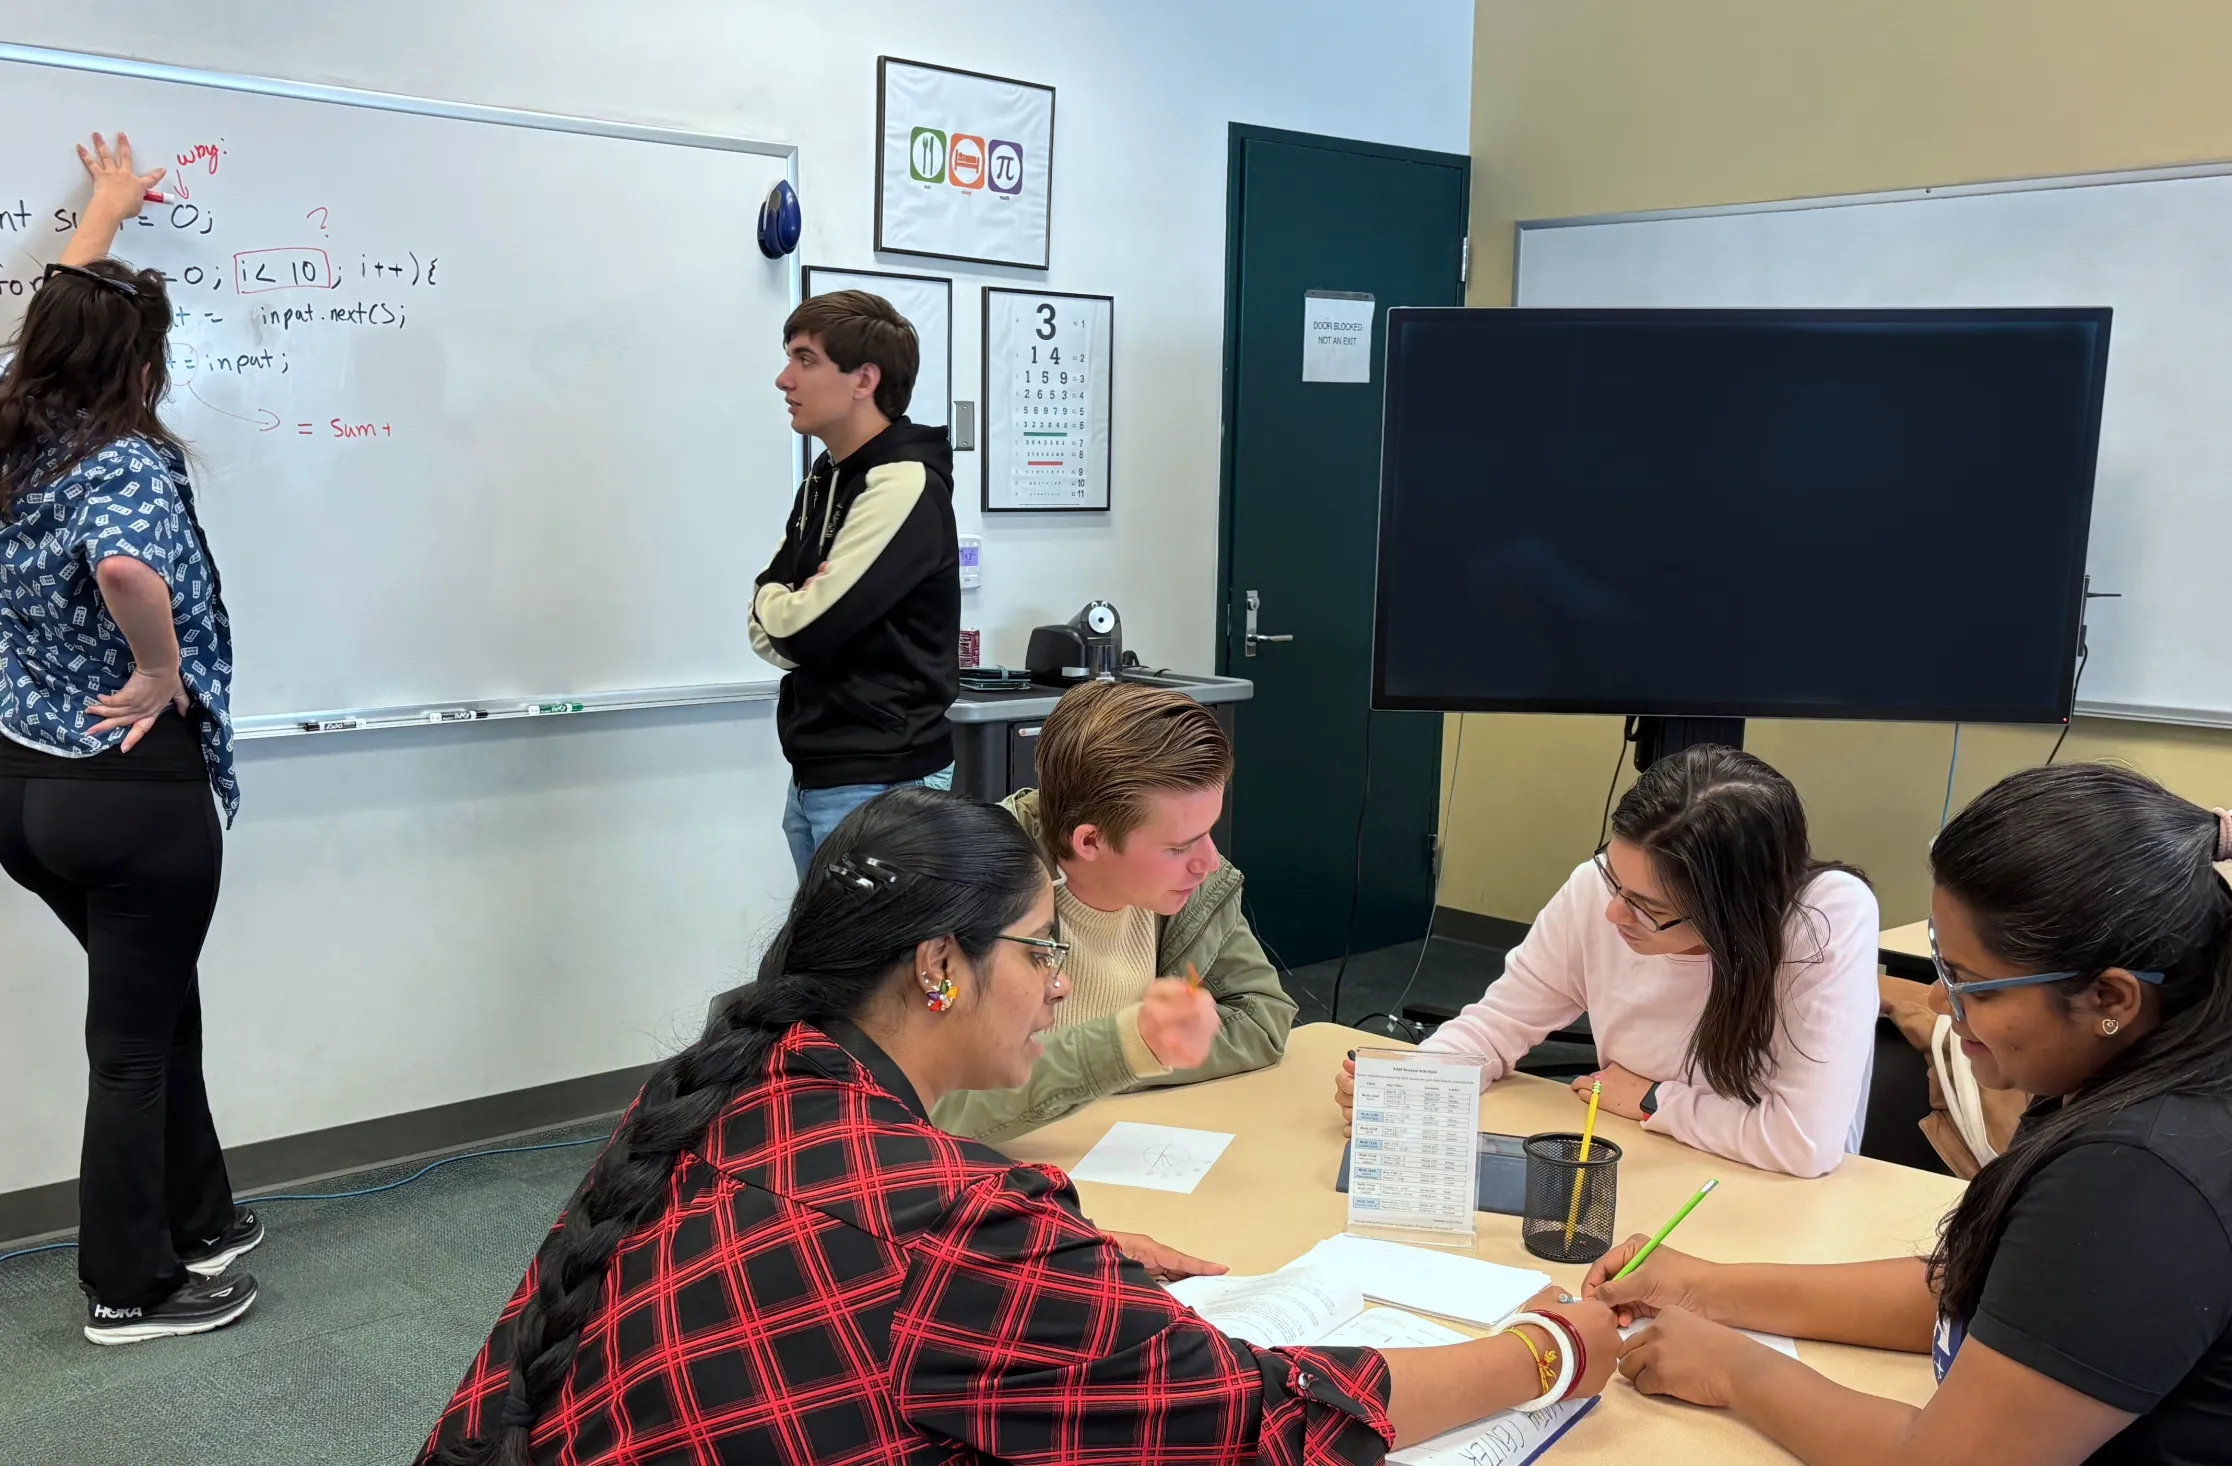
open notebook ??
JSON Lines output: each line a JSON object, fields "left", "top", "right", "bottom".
{"left": 1168, "top": 1258, "right": 1597, "bottom": 1466}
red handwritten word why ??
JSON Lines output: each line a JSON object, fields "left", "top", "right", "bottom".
{"left": 177, "top": 144, "right": 223, "bottom": 176}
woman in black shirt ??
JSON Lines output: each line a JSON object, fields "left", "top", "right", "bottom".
{"left": 1584, "top": 762, "right": 2232, "bottom": 1466}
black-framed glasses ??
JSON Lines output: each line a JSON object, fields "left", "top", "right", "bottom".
{"left": 1593, "top": 844, "right": 1688, "bottom": 932}
{"left": 999, "top": 933, "right": 1071, "bottom": 981}
{"left": 42, "top": 261, "right": 141, "bottom": 297}
{"left": 1927, "top": 918, "right": 2163, "bottom": 1023}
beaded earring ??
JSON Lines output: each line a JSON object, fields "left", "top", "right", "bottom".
{"left": 925, "top": 972, "right": 958, "bottom": 1013}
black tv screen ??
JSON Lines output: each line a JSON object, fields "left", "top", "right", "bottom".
{"left": 1371, "top": 308, "right": 2111, "bottom": 724}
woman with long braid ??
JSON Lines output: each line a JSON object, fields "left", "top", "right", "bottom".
{"left": 420, "top": 787, "right": 1619, "bottom": 1466}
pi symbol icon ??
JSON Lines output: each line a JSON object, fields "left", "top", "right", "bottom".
{"left": 987, "top": 139, "right": 1025, "bottom": 196}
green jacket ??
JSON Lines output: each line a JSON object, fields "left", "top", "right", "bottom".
{"left": 930, "top": 789, "right": 1298, "bottom": 1145}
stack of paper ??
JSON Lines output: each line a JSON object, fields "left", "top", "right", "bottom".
{"left": 1291, "top": 1233, "right": 1550, "bottom": 1328}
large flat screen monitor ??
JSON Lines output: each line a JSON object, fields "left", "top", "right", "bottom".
{"left": 1372, "top": 308, "right": 2112, "bottom": 723}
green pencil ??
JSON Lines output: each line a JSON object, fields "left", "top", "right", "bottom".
{"left": 1611, "top": 1178, "right": 1719, "bottom": 1281}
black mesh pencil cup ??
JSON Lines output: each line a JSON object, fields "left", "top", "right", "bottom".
{"left": 1521, "top": 1132, "right": 1622, "bottom": 1264}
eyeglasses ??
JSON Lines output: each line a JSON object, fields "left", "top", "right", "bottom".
{"left": 42, "top": 261, "right": 142, "bottom": 297}
{"left": 1927, "top": 918, "right": 2163, "bottom": 1023}
{"left": 1593, "top": 845, "right": 1688, "bottom": 932}
{"left": 999, "top": 933, "right": 1071, "bottom": 981}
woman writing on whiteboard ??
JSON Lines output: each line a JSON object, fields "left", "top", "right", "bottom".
{"left": 1334, "top": 745, "right": 1881, "bottom": 1178}
{"left": 0, "top": 135, "right": 259, "bottom": 1344}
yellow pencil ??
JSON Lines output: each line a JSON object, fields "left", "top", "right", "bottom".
{"left": 1563, "top": 1079, "right": 1604, "bottom": 1249}
{"left": 1185, "top": 962, "right": 1204, "bottom": 991}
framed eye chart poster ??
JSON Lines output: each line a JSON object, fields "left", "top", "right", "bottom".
{"left": 983, "top": 289, "right": 1113, "bottom": 513}
{"left": 801, "top": 267, "right": 953, "bottom": 430}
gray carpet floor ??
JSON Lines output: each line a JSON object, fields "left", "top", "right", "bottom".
{"left": 0, "top": 1119, "right": 611, "bottom": 1466}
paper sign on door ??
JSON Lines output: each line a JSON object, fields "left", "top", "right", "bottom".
{"left": 1303, "top": 290, "right": 1377, "bottom": 383}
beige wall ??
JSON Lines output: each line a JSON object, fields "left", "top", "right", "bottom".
{"left": 1447, "top": 0, "right": 2232, "bottom": 926}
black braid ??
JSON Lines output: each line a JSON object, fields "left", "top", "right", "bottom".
{"left": 429, "top": 787, "right": 1045, "bottom": 1465}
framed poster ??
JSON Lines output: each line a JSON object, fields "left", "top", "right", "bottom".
{"left": 983, "top": 288, "right": 1112, "bottom": 513}
{"left": 876, "top": 56, "right": 1055, "bottom": 270}
{"left": 801, "top": 266, "right": 953, "bottom": 429}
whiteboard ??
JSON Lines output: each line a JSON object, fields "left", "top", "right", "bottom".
{"left": 0, "top": 45, "right": 798, "bottom": 725}
{"left": 1516, "top": 164, "right": 2232, "bottom": 729}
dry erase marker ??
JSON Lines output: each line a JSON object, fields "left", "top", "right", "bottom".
{"left": 143, "top": 192, "right": 179, "bottom": 205}
{"left": 299, "top": 717, "right": 362, "bottom": 733}
{"left": 426, "top": 708, "right": 487, "bottom": 723}
{"left": 524, "top": 701, "right": 586, "bottom": 715}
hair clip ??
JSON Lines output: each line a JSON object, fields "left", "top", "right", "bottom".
{"left": 827, "top": 854, "right": 903, "bottom": 892}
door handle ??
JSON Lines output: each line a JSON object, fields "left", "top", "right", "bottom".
{"left": 1243, "top": 590, "right": 1295, "bottom": 659}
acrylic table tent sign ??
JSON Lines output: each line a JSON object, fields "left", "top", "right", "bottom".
{"left": 875, "top": 56, "right": 1055, "bottom": 270}
{"left": 982, "top": 288, "right": 1113, "bottom": 512}
{"left": 1346, "top": 1048, "right": 1487, "bottom": 1247}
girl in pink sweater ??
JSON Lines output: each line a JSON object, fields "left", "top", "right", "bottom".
{"left": 1338, "top": 746, "right": 1880, "bottom": 1179}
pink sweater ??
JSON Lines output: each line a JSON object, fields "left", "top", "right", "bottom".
{"left": 1422, "top": 862, "right": 1881, "bottom": 1178}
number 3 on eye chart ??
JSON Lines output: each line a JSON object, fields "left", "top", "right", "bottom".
{"left": 983, "top": 287, "right": 1113, "bottom": 514}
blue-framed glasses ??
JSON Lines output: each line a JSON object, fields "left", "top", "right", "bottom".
{"left": 1927, "top": 919, "right": 2163, "bottom": 1023}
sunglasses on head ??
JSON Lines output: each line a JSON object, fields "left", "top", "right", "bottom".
{"left": 41, "top": 261, "right": 142, "bottom": 298}
{"left": 1927, "top": 918, "right": 2164, "bottom": 1023}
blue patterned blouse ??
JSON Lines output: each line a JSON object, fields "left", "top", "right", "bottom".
{"left": 0, "top": 435, "right": 238, "bottom": 821}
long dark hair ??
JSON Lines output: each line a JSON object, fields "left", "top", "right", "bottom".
{"left": 0, "top": 258, "right": 180, "bottom": 515}
{"left": 431, "top": 787, "right": 1047, "bottom": 1466}
{"left": 1611, "top": 745, "right": 1865, "bottom": 1106}
{"left": 1927, "top": 763, "right": 2232, "bottom": 1322}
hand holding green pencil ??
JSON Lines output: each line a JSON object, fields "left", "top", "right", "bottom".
{"left": 1582, "top": 1178, "right": 1722, "bottom": 1326}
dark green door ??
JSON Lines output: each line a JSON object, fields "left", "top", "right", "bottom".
{"left": 1218, "top": 126, "right": 1470, "bottom": 973}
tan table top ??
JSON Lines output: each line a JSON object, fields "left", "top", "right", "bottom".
{"left": 1000, "top": 1022, "right": 1965, "bottom": 1465}
{"left": 1880, "top": 920, "right": 1932, "bottom": 961}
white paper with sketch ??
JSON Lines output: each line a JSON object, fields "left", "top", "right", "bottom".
{"left": 1168, "top": 1261, "right": 1592, "bottom": 1466}
{"left": 1067, "top": 1122, "right": 1235, "bottom": 1194}
{"left": 1292, "top": 1234, "right": 1549, "bottom": 1328}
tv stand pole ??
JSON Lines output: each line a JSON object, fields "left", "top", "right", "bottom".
{"left": 1630, "top": 715, "right": 1745, "bottom": 771}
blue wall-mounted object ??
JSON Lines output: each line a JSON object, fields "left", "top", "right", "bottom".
{"left": 758, "top": 179, "right": 801, "bottom": 258}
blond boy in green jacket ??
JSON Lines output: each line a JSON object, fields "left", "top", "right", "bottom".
{"left": 931, "top": 681, "right": 1298, "bottom": 1144}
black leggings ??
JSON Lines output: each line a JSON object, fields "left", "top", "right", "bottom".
{"left": 0, "top": 777, "right": 235, "bottom": 1307}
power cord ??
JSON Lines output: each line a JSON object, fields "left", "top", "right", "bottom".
{"left": 1249, "top": 906, "right": 1332, "bottom": 1024}
{"left": 1597, "top": 716, "right": 1636, "bottom": 848}
{"left": 1358, "top": 712, "right": 1471, "bottom": 1039}
{"left": 0, "top": 1132, "right": 609, "bottom": 1269}
{"left": 2046, "top": 646, "right": 2090, "bottom": 765}
{"left": 1325, "top": 706, "right": 1379, "bottom": 1027}
{"left": 1939, "top": 723, "right": 1964, "bottom": 831}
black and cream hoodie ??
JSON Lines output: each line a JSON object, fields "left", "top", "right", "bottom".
{"left": 750, "top": 419, "right": 959, "bottom": 789}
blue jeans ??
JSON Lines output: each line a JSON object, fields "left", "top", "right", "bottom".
{"left": 782, "top": 765, "right": 953, "bottom": 879}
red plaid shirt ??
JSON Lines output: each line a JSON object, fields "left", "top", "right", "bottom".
{"left": 420, "top": 1022, "right": 1396, "bottom": 1465}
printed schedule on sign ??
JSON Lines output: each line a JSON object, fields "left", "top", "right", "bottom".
{"left": 982, "top": 288, "right": 1113, "bottom": 511}
{"left": 1346, "top": 1048, "right": 1486, "bottom": 1245}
